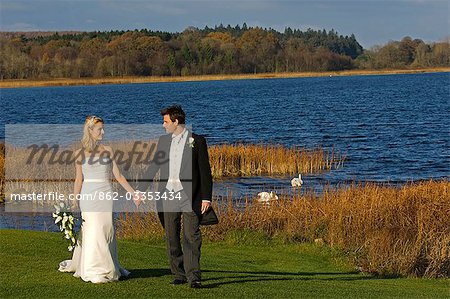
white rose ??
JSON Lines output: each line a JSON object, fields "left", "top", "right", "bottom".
{"left": 188, "top": 137, "right": 195, "bottom": 147}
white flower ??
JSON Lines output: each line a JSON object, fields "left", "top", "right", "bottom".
{"left": 53, "top": 209, "right": 80, "bottom": 252}
{"left": 54, "top": 204, "right": 61, "bottom": 214}
{"left": 188, "top": 137, "right": 195, "bottom": 148}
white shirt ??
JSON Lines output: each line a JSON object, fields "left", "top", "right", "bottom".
{"left": 165, "top": 128, "right": 211, "bottom": 203}
{"left": 165, "top": 128, "right": 188, "bottom": 192}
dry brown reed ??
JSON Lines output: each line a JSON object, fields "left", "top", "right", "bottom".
{"left": 1, "top": 67, "right": 449, "bottom": 89}
{"left": 1, "top": 142, "right": 342, "bottom": 201}
{"left": 117, "top": 180, "right": 450, "bottom": 278}
{"left": 1, "top": 141, "right": 152, "bottom": 201}
{"left": 209, "top": 143, "right": 344, "bottom": 178}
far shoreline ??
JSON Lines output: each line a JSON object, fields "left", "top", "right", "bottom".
{"left": 1, "top": 67, "right": 449, "bottom": 89}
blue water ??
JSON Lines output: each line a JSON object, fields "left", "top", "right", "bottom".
{"left": 2, "top": 72, "right": 449, "bottom": 181}
{"left": 1, "top": 72, "right": 449, "bottom": 230}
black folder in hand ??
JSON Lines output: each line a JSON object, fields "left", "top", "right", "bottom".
{"left": 200, "top": 207, "right": 219, "bottom": 225}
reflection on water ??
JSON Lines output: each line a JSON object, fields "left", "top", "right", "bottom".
{"left": 0, "top": 207, "right": 60, "bottom": 232}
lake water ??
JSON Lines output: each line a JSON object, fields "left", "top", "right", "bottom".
{"left": 1, "top": 72, "right": 449, "bottom": 230}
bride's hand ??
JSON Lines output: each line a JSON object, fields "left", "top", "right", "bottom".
{"left": 133, "top": 191, "right": 142, "bottom": 208}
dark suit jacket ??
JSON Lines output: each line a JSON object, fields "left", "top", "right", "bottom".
{"left": 138, "top": 130, "right": 213, "bottom": 224}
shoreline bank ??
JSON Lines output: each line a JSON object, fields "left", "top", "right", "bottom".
{"left": 1, "top": 67, "right": 449, "bottom": 88}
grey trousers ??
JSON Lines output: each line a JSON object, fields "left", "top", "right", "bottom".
{"left": 163, "top": 209, "right": 202, "bottom": 282}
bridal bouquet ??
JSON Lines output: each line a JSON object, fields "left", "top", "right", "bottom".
{"left": 53, "top": 202, "right": 81, "bottom": 252}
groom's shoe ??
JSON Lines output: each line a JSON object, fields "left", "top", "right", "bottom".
{"left": 171, "top": 278, "right": 187, "bottom": 285}
{"left": 190, "top": 281, "right": 202, "bottom": 289}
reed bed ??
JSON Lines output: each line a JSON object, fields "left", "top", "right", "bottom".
{"left": 1, "top": 141, "right": 152, "bottom": 201}
{"left": 1, "top": 67, "right": 449, "bottom": 88}
{"left": 3, "top": 142, "right": 448, "bottom": 277}
{"left": 1, "top": 142, "right": 342, "bottom": 201}
{"left": 117, "top": 180, "right": 450, "bottom": 278}
{"left": 209, "top": 143, "right": 344, "bottom": 178}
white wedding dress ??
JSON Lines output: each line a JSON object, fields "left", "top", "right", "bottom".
{"left": 58, "top": 156, "right": 130, "bottom": 283}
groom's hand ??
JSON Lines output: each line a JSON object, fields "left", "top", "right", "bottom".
{"left": 201, "top": 201, "right": 211, "bottom": 214}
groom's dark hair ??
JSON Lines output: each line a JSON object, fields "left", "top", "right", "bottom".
{"left": 160, "top": 105, "right": 186, "bottom": 124}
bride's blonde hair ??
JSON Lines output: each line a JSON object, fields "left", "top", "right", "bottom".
{"left": 81, "top": 115, "right": 104, "bottom": 152}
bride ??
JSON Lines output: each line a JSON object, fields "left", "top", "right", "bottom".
{"left": 59, "top": 115, "right": 138, "bottom": 283}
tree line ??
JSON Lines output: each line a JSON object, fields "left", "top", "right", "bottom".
{"left": 0, "top": 24, "right": 448, "bottom": 80}
{"left": 355, "top": 36, "right": 449, "bottom": 69}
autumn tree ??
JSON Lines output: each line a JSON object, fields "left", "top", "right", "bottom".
{"left": 238, "top": 28, "right": 280, "bottom": 73}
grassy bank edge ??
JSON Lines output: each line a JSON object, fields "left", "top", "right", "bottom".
{"left": 1, "top": 229, "right": 450, "bottom": 299}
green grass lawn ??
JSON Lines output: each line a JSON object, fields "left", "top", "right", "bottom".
{"left": 0, "top": 229, "right": 448, "bottom": 298}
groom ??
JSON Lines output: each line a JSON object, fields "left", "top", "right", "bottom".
{"left": 139, "top": 105, "right": 213, "bottom": 288}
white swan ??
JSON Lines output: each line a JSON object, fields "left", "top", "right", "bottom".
{"left": 291, "top": 174, "right": 303, "bottom": 187}
{"left": 256, "top": 191, "right": 278, "bottom": 202}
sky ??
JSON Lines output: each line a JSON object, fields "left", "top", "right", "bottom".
{"left": 0, "top": 0, "right": 449, "bottom": 48}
